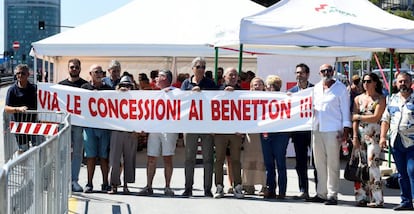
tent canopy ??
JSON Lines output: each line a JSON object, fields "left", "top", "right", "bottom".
{"left": 31, "top": 0, "right": 265, "bottom": 57}
{"left": 215, "top": 0, "right": 414, "bottom": 54}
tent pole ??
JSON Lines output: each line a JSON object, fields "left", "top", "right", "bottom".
{"left": 33, "top": 54, "right": 37, "bottom": 83}
{"left": 238, "top": 44, "right": 243, "bottom": 74}
{"left": 388, "top": 48, "right": 395, "bottom": 168}
{"left": 215, "top": 47, "right": 219, "bottom": 84}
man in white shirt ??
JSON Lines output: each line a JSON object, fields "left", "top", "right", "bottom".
{"left": 306, "top": 64, "right": 351, "bottom": 205}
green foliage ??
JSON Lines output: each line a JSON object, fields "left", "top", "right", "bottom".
{"left": 368, "top": 1, "right": 414, "bottom": 68}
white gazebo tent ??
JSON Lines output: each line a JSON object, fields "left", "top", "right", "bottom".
{"left": 31, "top": 0, "right": 266, "bottom": 82}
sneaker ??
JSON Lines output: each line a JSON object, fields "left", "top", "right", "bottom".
{"left": 204, "top": 190, "right": 213, "bottom": 197}
{"left": 324, "top": 197, "right": 338, "bottom": 205}
{"left": 182, "top": 188, "right": 192, "bottom": 197}
{"left": 393, "top": 204, "right": 414, "bottom": 211}
{"left": 72, "top": 181, "right": 83, "bottom": 192}
{"left": 305, "top": 195, "right": 326, "bottom": 203}
{"left": 234, "top": 184, "right": 244, "bottom": 199}
{"left": 84, "top": 184, "right": 93, "bottom": 193}
{"left": 137, "top": 186, "right": 153, "bottom": 196}
{"left": 101, "top": 184, "right": 111, "bottom": 192}
{"left": 164, "top": 187, "right": 175, "bottom": 197}
{"left": 214, "top": 184, "right": 224, "bottom": 199}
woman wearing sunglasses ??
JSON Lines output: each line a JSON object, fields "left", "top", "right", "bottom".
{"left": 351, "top": 73, "right": 386, "bottom": 207}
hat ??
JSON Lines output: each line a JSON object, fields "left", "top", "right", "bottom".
{"left": 108, "top": 60, "right": 121, "bottom": 70}
{"left": 159, "top": 69, "right": 173, "bottom": 83}
{"left": 119, "top": 75, "right": 133, "bottom": 86}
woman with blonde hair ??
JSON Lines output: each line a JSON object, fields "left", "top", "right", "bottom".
{"left": 260, "top": 75, "right": 290, "bottom": 199}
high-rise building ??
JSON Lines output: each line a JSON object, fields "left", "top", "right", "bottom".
{"left": 4, "top": 0, "right": 60, "bottom": 68}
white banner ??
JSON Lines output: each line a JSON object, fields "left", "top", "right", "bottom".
{"left": 37, "top": 83, "right": 313, "bottom": 133}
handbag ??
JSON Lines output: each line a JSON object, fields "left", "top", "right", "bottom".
{"left": 344, "top": 149, "right": 369, "bottom": 182}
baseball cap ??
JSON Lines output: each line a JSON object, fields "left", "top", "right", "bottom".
{"left": 119, "top": 75, "right": 133, "bottom": 87}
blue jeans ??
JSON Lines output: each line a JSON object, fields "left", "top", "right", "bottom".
{"left": 71, "top": 126, "right": 84, "bottom": 182}
{"left": 261, "top": 132, "right": 290, "bottom": 195}
{"left": 391, "top": 134, "right": 414, "bottom": 207}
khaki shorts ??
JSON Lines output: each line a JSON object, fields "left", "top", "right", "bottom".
{"left": 147, "top": 132, "right": 178, "bottom": 156}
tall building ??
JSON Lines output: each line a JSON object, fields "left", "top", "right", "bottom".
{"left": 4, "top": 0, "right": 60, "bottom": 68}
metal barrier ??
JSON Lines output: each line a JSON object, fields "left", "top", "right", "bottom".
{"left": 0, "top": 111, "right": 71, "bottom": 214}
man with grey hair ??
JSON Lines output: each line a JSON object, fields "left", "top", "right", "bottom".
{"left": 5, "top": 64, "right": 37, "bottom": 154}
{"left": 181, "top": 57, "right": 217, "bottom": 197}
{"left": 103, "top": 59, "right": 121, "bottom": 89}
{"left": 138, "top": 70, "right": 179, "bottom": 197}
{"left": 307, "top": 64, "right": 351, "bottom": 205}
{"left": 81, "top": 64, "right": 112, "bottom": 193}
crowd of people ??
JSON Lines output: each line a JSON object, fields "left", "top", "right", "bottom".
{"left": 4, "top": 57, "right": 414, "bottom": 211}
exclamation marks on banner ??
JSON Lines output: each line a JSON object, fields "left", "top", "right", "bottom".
{"left": 300, "top": 96, "right": 312, "bottom": 118}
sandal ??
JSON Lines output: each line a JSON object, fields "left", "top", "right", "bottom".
{"left": 107, "top": 185, "right": 118, "bottom": 194}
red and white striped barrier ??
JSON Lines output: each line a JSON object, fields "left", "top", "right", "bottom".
{"left": 9, "top": 121, "right": 59, "bottom": 136}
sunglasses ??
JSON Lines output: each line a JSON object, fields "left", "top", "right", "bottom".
{"left": 70, "top": 65, "right": 80, "bottom": 70}
{"left": 195, "top": 65, "right": 206, "bottom": 69}
{"left": 15, "top": 72, "right": 28, "bottom": 76}
{"left": 362, "top": 79, "right": 372, "bottom": 84}
{"left": 320, "top": 68, "right": 333, "bottom": 73}
{"left": 93, "top": 70, "right": 103, "bottom": 74}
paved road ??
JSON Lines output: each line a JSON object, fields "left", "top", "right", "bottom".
{"left": 69, "top": 146, "right": 402, "bottom": 214}
{"left": 0, "top": 84, "right": 404, "bottom": 214}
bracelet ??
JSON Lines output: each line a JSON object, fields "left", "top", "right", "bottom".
{"left": 358, "top": 114, "right": 361, "bottom": 121}
{"left": 14, "top": 107, "right": 17, "bottom": 113}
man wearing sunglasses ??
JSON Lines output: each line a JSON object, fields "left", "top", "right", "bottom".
{"left": 5, "top": 64, "right": 37, "bottom": 154}
{"left": 58, "top": 59, "right": 88, "bottom": 192}
{"left": 81, "top": 64, "right": 112, "bottom": 193}
{"left": 181, "top": 57, "right": 217, "bottom": 197}
{"left": 307, "top": 64, "right": 351, "bottom": 205}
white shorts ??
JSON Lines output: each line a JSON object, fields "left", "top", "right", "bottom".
{"left": 147, "top": 132, "right": 178, "bottom": 157}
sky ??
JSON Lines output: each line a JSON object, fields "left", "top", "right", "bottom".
{"left": 1, "top": 0, "right": 133, "bottom": 53}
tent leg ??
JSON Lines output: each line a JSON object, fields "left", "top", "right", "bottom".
{"left": 238, "top": 44, "right": 243, "bottom": 74}
{"left": 215, "top": 47, "right": 219, "bottom": 84}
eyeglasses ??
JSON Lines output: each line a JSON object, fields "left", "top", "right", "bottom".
{"left": 195, "top": 65, "right": 206, "bottom": 69}
{"left": 362, "top": 79, "right": 372, "bottom": 84}
{"left": 320, "top": 68, "right": 333, "bottom": 73}
{"left": 93, "top": 70, "right": 103, "bottom": 74}
{"left": 15, "top": 72, "right": 27, "bottom": 76}
{"left": 69, "top": 65, "right": 80, "bottom": 70}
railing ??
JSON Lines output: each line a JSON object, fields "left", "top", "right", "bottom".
{"left": 0, "top": 111, "right": 71, "bottom": 214}
{"left": 0, "top": 74, "right": 14, "bottom": 86}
